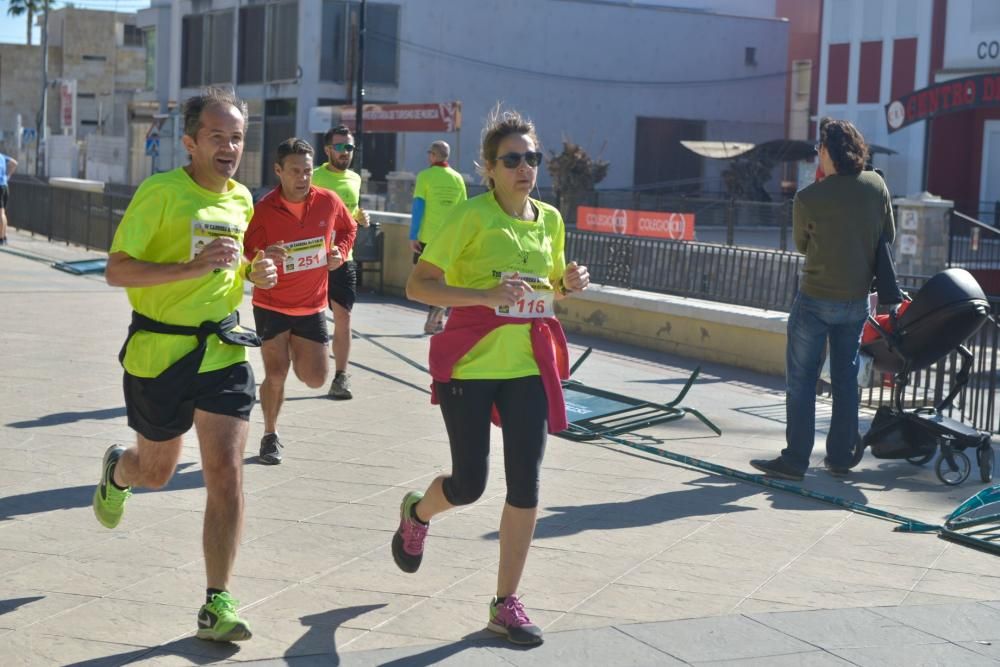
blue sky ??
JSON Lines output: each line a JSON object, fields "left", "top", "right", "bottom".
{"left": 1, "top": 1, "right": 152, "bottom": 45}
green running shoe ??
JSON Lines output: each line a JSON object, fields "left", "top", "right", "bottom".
{"left": 92, "top": 444, "right": 131, "bottom": 529}
{"left": 197, "top": 592, "right": 252, "bottom": 642}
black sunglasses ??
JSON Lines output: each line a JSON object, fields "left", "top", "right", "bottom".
{"left": 497, "top": 151, "right": 543, "bottom": 169}
{"left": 329, "top": 142, "right": 355, "bottom": 152}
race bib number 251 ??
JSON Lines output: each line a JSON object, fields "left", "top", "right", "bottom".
{"left": 282, "top": 236, "right": 327, "bottom": 274}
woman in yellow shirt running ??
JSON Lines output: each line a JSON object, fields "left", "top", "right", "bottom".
{"left": 393, "top": 106, "right": 590, "bottom": 646}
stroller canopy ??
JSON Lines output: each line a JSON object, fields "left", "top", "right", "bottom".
{"left": 864, "top": 268, "right": 990, "bottom": 373}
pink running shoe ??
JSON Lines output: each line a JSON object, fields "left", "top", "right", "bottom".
{"left": 487, "top": 594, "right": 543, "bottom": 645}
{"left": 391, "top": 491, "right": 428, "bottom": 573}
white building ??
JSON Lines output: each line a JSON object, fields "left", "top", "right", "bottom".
{"left": 134, "top": 0, "right": 789, "bottom": 193}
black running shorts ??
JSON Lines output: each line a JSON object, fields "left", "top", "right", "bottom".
{"left": 328, "top": 261, "right": 357, "bottom": 312}
{"left": 123, "top": 362, "right": 255, "bottom": 442}
{"left": 252, "top": 306, "right": 330, "bottom": 344}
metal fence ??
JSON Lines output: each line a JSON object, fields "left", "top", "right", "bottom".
{"left": 7, "top": 177, "right": 131, "bottom": 251}
{"left": 567, "top": 229, "right": 801, "bottom": 310}
{"left": 949, "top": 210, "right": 1000, "bottom": 270}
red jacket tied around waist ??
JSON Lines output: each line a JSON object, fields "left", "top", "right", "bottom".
{"left": 427, "top": 305, "right": 570, "bottom": 433}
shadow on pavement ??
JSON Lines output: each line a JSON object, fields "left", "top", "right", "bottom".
{"left": 62, "top": 604, "right": 389, "bottom": 666}
{"left": 0, "top": 596, "right": 44, "bottom": 617}
{"left": 6, "top": 407, "right": 127, "bottom": 428}
{"left": 64, "top": 636, "right": 241, "bottom": 666}
{"left": 281, "top": 604, "right": 388, "bottom": 664}
{"left": 0, "top": 461, "right": 209, "bottom": 521}
{"left": 376, "top": 630, "right": 518, "bottom": 667}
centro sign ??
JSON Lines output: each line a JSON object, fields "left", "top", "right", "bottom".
{"left": 577, "top": 205, "right": 695, "bottom": 240}
{"left": 979, "top": 41, "right": 1000, "bottom": 61}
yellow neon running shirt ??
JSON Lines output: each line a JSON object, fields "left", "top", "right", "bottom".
{"left": 420, "top": 190, "right": 566, "bottom": 380}
{"left": 414, "top": 165, "right": 467, "bottom": 246}
{"left": 312, "top": 164, "right": 362, "bottom": 261}
{"left": 110, "top": 168, "right": 255, "bottom": 378}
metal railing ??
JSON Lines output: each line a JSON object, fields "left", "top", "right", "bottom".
{"left": 566, "top": 229, "right": 802, "bottom": 310}
{"left": 7, "top": 177, "right": 131, "bottom": 251}
{"left": 948, "top": 210, "right": 1000, "bottom": 270}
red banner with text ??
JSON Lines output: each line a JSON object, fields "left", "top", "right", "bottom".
{"left": 576, "top": 206, "right": 695, "bottom": 241}
{"left": 338, "top": 102, "right": 462, "bottom": 133}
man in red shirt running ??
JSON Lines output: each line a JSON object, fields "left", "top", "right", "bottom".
{"left": 244, "top": 138, "right": 356, "bottom": 464}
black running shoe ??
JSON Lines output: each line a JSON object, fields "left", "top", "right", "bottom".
{"left": 258, "top": 433, "right": 283, "bottom": 465}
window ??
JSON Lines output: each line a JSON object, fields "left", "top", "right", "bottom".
{"left": 124, "top": 24, "right": 144, "bottom": 48}
{"left": 82, "top": 55, "right": 107, "bottom": 62}
{"left": 792, "top": 59, "right": 811, "bottom": 103}
{"left": 857, "top": 41, "right": 882, "bottom": 104}
{"left": 744, "top": 47, "right": 756, "bottom": 66}
{"left": 144, "top": 27, "right": 156, "bottom": 90}
{"left": 267, "top": 3, "right": 298, "bottom": 80}
{"left": 320, "top": 0, "right": 399, "bottom": 85}
{"left": 826, "top": 43, "right": 850, "bottom": 104}
{"left": 366, "top": 2, "right": 399, "bottom": 84}
{"left": 238, "top": 6, "right": 265, "bottom": 84}
{"left": 238, "top": 2, "right": 299, "bottom": 84}
{"left": 181, "top": 11, "right": 234, "bottom": 87}
{"left": 320, "top": 1, "right": 348, "bottom": 82}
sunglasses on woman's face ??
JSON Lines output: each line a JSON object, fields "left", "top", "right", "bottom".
{"left": 330, "top": 142, "right": 355, "bottom": 153}
{"left": 497, "top": 151, "right": 543, "bottom": 169}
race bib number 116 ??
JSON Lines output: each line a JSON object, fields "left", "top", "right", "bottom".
{"left": 495, "top": 272, "right": 554, "bottom": 318}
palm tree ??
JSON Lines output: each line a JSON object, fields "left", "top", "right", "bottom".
{"left": 6, "top": 0, "right": 45, "bottom": 46}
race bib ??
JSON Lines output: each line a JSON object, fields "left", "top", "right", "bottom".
{"left": 282, "top": 236, "right": 327, "bottom": 274}
{"left": 495, "top": 272, "right": 555, "bottom": 318}
{"left": 190, "top": 220, "right": 242, "bottom": 269}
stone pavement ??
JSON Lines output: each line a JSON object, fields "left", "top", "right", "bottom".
{"left": 2, "top": 227, "right": 1000, "bottom": 666}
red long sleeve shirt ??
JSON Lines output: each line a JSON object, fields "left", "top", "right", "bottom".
{"left": 245, "top": 186, "right": 356, "bottom": 315}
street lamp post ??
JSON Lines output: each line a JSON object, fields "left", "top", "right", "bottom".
{"left": 35, "top": 0, "right": 50, "bottom": 177}
{"left": 354, "top": 0, "right": 366, "bottom": 172}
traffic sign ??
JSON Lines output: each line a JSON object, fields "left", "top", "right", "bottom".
{"left": 145, "top": 137, "right": 160, "bottom": 157}
{"left": 22, "top": 127, "right": 37, "bottom": 144}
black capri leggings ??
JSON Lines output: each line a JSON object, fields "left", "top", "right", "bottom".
{"left": 436, "top": 375, "right": 548, "bottom": 509}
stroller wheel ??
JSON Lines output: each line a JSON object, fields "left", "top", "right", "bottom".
{"left": 977, "top": 445, "right": 995, "bottom": 484}
{"left": 936, "top": 450, "right": 971, "bottom": 486}
{"left": 906, "top": 452, "right": 935, "bottom": 466}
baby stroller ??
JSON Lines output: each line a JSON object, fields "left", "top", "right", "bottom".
{"left": 860, "top": 268, "right": 994, "bottom": 486}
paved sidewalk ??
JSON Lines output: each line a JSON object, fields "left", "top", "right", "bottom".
{"left": 2, "top": 227, "right": 1000, "bottom": 666}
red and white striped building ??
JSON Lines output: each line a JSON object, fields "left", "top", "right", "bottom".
{"left": 817, "top": 0, "right": 1000, "bottom": 218}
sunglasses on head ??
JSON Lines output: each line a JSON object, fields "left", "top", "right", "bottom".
{"left": 496, "top": 151, "right": 543, "bottom": 169}
{"left": 330, "top": 142, "right": 355, "bottom": 153}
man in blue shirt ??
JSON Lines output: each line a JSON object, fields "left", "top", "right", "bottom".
{"left": 0, "top": 152, "right": 19, "bottom": 245}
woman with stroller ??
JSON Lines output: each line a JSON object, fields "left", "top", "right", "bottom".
{"left": 751, "top": 119, "right": 895, "bottom": 481}
{"left": 391, "top": 106, "right": 590, "bottom": 646}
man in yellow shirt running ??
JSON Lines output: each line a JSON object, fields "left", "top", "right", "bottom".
{"left": 409, "top": 140, "right": 467, "bottom": 334}
{"left": 312, "top": 125, "right": 370, "bottom": 399}
{"left": 92, "top": 87, "right": 278, "bottom": 643}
